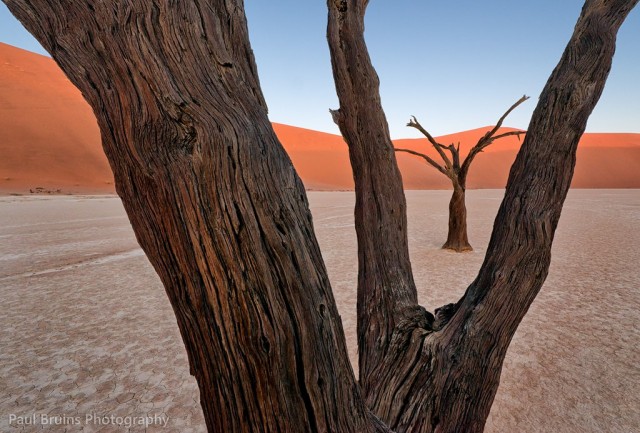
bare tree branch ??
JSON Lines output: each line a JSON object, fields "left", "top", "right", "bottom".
{"left": 395, "top": 148, "right": 448, "bottom": 176}
{"left": 407, "top": 116, "right": 453, "bottom": 170}
{"left": 481, "top": 95, "right": 530, "bottom": 144}
{"left": 327, "top": 0, "right": 418, "bottom": 403}
{"left": 435, "top": 4, "right": 638, "bottom": 429}
{"left": 5, "top": 1, "right": 387, "bottom": 431}
{"left": 460, "top": 96, "right": 529, "bottom": 178}
{"left": 447, "top": 143, "right": 461, "bottom": 170}
{"left": 491, "top": 130, "right": 526, "bottom": 141}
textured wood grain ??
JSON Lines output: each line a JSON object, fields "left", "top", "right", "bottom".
{"left": 429, "top": 1, "right": 639, "bottom": 432}
{"left": 326, "top": 0, "right": 419, "bottom": 396}
{"left": 3, "top": 1, "right": 386, "bottom": 431}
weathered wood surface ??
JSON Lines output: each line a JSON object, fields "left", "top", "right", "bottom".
{"left": 328, "top": 0, "right": 637, "bottom": 432}
{"left": 326, "top": 0, "right": 419, "bottom": 396}
{"left": 4, "top": 1, "right": 385, "bottom": 431}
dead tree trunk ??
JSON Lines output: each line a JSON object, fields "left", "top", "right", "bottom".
{"left": 4, "top": 1, "right": 386, "bottom": 432}
{"left": 326, "top": 0, "right": 418, "bottom": 395}
{"left": 444, "top": 182, "right": 471, "bottom": 251}
{"left": 329, "top": 0, "right": 637, "bottom": 432}
{"left": 6, "top": 0, "right": 637, "bottom": 432}
{"left": 397, "top": 96, "right": 530, "bottom": 252}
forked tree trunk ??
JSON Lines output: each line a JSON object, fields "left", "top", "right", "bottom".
{"left": 6, "top": 0, "right": 637, "bottom": 432}
{"left": 443, "top": 182, "right": 472, "bottom": 252}
{"left": 328, "top": 1, "right": 637, "bottom": 432}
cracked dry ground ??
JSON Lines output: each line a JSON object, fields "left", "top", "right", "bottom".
{"left": 1, "top": 191, "right": 639, "bottom": 432}
{"left": 0, "top": 196, "right": 203, "bottom": 432}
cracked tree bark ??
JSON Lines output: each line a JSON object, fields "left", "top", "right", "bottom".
{"left": 3, "top": 1, "right": 385, "bottom": 432}
{"left": 5, "top": 0, "right": 638, "bottom": 432}
{"left": 326, "top": 0, "right": 419, "bottom": 396}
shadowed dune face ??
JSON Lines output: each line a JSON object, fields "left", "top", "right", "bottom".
{"left": 1, "top": 42, "right": 639, "bottom": 194}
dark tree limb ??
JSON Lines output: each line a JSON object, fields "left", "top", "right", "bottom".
{"left": 326, "top": 0, "right": 418, "bottom": 397}
{"left": 394, "top": 148, "right": 448, "bottom": 176}
{"left": 407, "top": 116, "right": 453, "bottom": 170}
{"left": 355, "top": 1, "right": 638, "bottom": 432}
{"left": 459, "top": 95, "right": 530, "bottom": 180}
{"left": 479, "top": 95, "right": 529, "bottom": 145}
{"left": 448, "top": 143, "right": 461, "bottom": 170}
{"left": 491, "top": 130, "right": 526, "bottom": 141}
{"left": 457, "top": 0, "right": 639, "bottom": 328}
{"left": 432, "top": 1, "right": 640, "bottom": 431}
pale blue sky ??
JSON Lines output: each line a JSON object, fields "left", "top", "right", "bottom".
{"left": 1, "top": 1, "right": 638, "bottom": 138}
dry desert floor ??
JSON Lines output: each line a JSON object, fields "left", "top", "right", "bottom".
{"left": 1, "top": 190, "right": 639, "bottom": 432}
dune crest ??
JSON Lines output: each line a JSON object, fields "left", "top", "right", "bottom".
{"left": 1, "top": 42, "right": 639, "bottom": 194}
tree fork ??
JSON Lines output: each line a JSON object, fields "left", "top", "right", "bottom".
{"left": 400, "top": 1, "right": 638, "bottom": 431}
{"left": 4, "top": 0, "right": 637, "bottom": 432}
{"left": 330, "top": 0, "right": 637, "bottom": 432}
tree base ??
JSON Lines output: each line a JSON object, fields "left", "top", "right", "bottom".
{"left": 442, "top": 242, "right": 473, "bottom": 253}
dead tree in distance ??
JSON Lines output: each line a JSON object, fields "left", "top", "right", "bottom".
{"left": 6, "top": 0, "right": 638, "bottom": 432}
{"left": 395, "top": 96, "right": 529, "bottom": 252}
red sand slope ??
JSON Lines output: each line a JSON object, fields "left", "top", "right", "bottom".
{"left": 1, "top": 42, "right": 639, "bottom": 193}
{"left": 0, "top": 43, "right": 112, "bottom": 194}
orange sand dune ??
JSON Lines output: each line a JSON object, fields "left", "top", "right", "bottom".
{"left": 272, "top": 123, "right": 355, "bottom": 190}
{"left": 0, "top": 42, "right": 112, "bottom": 194}
{"left": 1, "top": 42, "right": 639, "bottom": 193}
